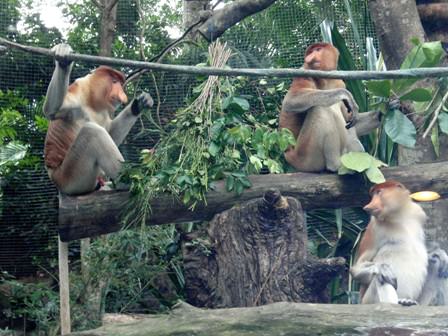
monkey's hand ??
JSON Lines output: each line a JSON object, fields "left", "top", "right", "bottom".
{"left": 377, "top": 263, "right": 397, "bottom": 290}
{"left": 340, "top": 90, "right": 359, "bottom": 129}
{"left": 52, "top": 43, "right": 73, "bottom": 69}
{"left": 131, "top": 92, "right": 154, "bottom": 116}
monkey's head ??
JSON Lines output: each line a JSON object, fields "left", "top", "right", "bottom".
{"left": 427, "top": 244, "right": 448, "bottom": 278}
{"left": 89, "top": 66, "right": 128, "bottom": 112}
{"left": 304, "top": 43, "right": 339, "bottom": 71}
{"left": 364, "top": 180, "right": 410, "bottom": 221}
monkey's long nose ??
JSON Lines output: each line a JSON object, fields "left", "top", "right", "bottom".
{"left": 363, "top": 204, "right": 373, "bottom": 214}
{"left": 363, "top": 202, "right": 381, "bottom": 217}
{"left": 119, "top": 91, "right": 128, "bottom": 104}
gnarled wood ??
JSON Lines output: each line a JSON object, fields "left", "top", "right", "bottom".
{"left": 59, "top": 161, "right": 448, "bottom": 241}
{"left": 182, "top": 190, "right": 345, "bottom": 307}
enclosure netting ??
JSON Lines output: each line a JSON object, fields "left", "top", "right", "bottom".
{"left": 0, "top": 0, "right": 374, "bottom": 277}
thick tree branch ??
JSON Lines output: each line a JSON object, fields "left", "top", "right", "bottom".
{"left": 418, "top": 3, "right": 448, "bottom": 22}
{"left": 59, "top": 161, "right": 448, "bottom": 241}
{"left": 197, "top": 0, "right": 277, "bottom": 41}
{"left": 3, "top": 37, "right": 448, "bottom": 79}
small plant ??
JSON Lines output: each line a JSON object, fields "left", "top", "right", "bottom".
{"left": 365, "top": 39, "right": 445, "bottom": 154}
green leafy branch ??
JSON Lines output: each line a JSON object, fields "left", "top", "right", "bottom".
{"left": 122, "top": 41, "right": 294, "bottom": 226}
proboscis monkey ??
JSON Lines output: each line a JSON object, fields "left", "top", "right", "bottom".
{"left": 351, "top": 181, "right": 428, "bottom": 305}
{"left": 279, "top": 42, "right": 381, "bottom": 172}
{"left": 418, "top": 243, "right": 448, "bottom": 305}
{"left": 43, "top": 44, "right": 154, "bottom": 195}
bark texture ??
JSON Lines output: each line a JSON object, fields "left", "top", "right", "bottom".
{"left": 182, "top": 190, "right": 345, "bottom": 308}
{"left": 369, "top": 0, "right": 448, "bottom": 255}
{"left": 197, "top": 0, "right": 277, "bottom": 41}
{"left": 368, "top": 0, "right": 426, "bottom": 70}
{"left": 70, "top": 301, "right": 448, "bottom": 336}
{"left": 95, "top": 0, "right": 118, "bottom": 57}
{"left": 418, "top": 1, "right": 448, "bottom": 47}
{"left": 182, "top": 0, "right": 210, "bottom": 31}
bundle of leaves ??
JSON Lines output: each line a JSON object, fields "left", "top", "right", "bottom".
{"left": 122, "top": 41, "right": 295, "bottom": 225}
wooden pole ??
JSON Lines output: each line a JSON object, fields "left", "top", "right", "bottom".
{"left": 2, "top": 37, "right": 448, "bottom": 79}
{"left": 58, "top": 237, "right": 71, "bottom": 335}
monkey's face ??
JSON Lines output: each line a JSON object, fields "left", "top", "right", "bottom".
{"left": 363, "top": 185, "right": 410, "bottom": 221}
{"left": 428, "top": 248, "right": 448, "bottom": 278}
{"left": 107, "top": 78, "right": 128, "bottom": 109}
{"left": 304, "top": 46, "right": 338, "bottom": 71}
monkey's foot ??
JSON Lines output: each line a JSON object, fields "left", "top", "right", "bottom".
{"left": 398, "top": 298, "right": 418, "bottom": 306}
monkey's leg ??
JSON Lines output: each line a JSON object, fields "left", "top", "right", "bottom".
{"left": 352, "top": 263, "right": 399, "bottom": 304}
{"left": 345, "top": 128, "right": 365, "bottom": 152}
{"left": 323, "top": 133, "right": 343, "bottom": 172}
{"left": 52, "top": 122, "right": 124, "bottom": 195}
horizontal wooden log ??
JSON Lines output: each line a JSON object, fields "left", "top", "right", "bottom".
{"left": 59, "top": 161, "right": 448, "bottom": 241}
{"left": 71, "top": 301, "right": 448, "bottom": 336}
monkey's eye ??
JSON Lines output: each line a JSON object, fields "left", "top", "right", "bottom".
{"left": 111, "top": 78, "right": 118, "bottom": 84}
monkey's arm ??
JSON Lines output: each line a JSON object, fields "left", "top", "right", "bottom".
{"left": 282, "top": 88, "right": 359, "bottom": 116}
{"left": 109, "top": 93, "right": 153, "bottom": 146}
{"left": 355, "top": 111, "right": 382, "bottom": 136}
{"left": 351, "top": 262, "right": 399, "bottom": 304}
{"left": 43, "top": 44, "right": 74, "bottom": 119}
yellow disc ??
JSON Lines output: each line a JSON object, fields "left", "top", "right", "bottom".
{"left": 410, "top": 191, "right": 441, "bottom": 202}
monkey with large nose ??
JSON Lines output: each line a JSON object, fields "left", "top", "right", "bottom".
{"left": 351, "top": 181, "right": 428, "bottom": 305}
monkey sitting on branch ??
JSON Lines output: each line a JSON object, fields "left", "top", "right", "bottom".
{"left": 43, "top": 44, "right": 154, "bottom": 195}
{"left": 279, "top": 42, "right": 381, "bottom": 172}
{"left": 351, "top": 180, "right": 448, "bottom": 306}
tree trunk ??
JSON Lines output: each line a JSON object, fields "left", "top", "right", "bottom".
{"left": 417, "top": 1, "right": 448, "bottom": 48}
{"left": 182, "top": 0, "right": 210, "bottom": 31}
{"left": 182, "top": 190, "right": 345, "bottom": 308}
{"left": 98, "top": 0, "right": 118, "bottom": 57}
{"left": 368, "top": 0, "right": 448, "bottom": 250}
{"left": 368, "top": 0, "right": 426, "bottom": 70}
{"left": 197, "top": 0, "right": 277, "bottom": 42}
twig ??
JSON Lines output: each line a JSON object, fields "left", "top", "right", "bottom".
{"left": 3, "top": 37, "right": 448, "bottom": 80}
{"left": 422, "top": 90, "right": 448, "bottom": 139}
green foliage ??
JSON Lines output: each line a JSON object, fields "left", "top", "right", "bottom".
{"left": 0, "top": 91, "right": 30, "bottom": 178}
{"left": 365, "top": 40, "right": 445, "bottom": 154}
{"left": 123, "top": 45, "right": 294, "bottom": 224}
{"left": 79, "top": 226, "right": 183, "bottom": 315}
{"left": 384, "top": 108, "right": 416, "bottom": 148}
{"left": 1, "top": 275, "right": 60, "bottom": 336}
{"left": 339, "top": 152, "right": 387, "bottom": 184}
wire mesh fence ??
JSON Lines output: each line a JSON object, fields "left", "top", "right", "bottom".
{"left": 0, "top": 0, "right": 374, "bottom": 277}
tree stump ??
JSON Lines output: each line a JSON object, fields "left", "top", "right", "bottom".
{"left": 182, "top": 189, "right": 346, "bottom": 308}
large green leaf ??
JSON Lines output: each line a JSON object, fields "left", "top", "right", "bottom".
{"left": 438, "top": 112, "right": 448, "bottom": 135}
{"left": 393, "top": 41, "right": 444, "bottom": 93}
{"left": 384, "top": 109, "right": 416, "bottom": 148}
{"left": 331, "top": 26, "right": 367, "bottom": 112}
{"left": 365, "top": 80, "right": 391, "bottom": 98}
{"left": 400, "top": 88, "right": 432, "bottom": 102}
{"left": 365, "top": 166, "right": 386, "bottom": 184}
{"left": 0, "top": 141, "right": 28, "bottom": 167}
{"left": 340, "top": 152, "right": 373, "bottom": 173}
